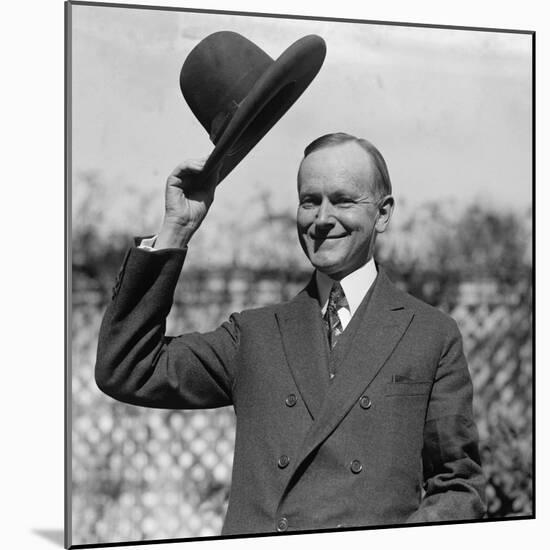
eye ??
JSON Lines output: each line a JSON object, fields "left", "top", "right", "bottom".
{"left": 299, "top": 196, "right": 319, "bottom": 209}
{"left": 333, "top": 197, "right": 355, "bottom": 208}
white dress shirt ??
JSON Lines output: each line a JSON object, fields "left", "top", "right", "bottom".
{"left": 316, "top": 258, "right": 378, "bottom": 330}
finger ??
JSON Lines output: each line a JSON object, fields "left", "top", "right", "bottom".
{"left": 187, "top": 157, "right": 208, "bottom": 171}
{"left": 169, "top": 157, "right": 209, "bottom": 179}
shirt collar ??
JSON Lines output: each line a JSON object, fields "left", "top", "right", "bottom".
{"left": 316, "top": 258, "right": 378, "bottom": 316}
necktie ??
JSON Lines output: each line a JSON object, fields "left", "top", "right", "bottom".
{"left": 323, "top": 282, "right": 349, "bottom": 351}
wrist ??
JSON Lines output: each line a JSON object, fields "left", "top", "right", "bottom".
{"left": 155, "top": 219, "right": 196, "bottom": 249}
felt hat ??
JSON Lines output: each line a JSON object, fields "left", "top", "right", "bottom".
{"left": 180, "top": 31, "right": 326, "bottom": 184}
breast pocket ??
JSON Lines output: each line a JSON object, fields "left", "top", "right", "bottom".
{"left": 384, "top": 381, "right": 432, "bottom": 397}
{"left": 381, "top": 381, "right": 432, "bottom": 453}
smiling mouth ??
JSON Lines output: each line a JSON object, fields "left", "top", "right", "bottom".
{"left": 310, "top": 234, "right": 346, "bottom": 240}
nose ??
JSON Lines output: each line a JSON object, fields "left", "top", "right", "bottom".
{"left": 314, "top": 198, "right": 335, "bottom": 230}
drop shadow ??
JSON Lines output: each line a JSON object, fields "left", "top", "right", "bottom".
{"left": 33, "top": 529, "right": 65, "bottom": 547}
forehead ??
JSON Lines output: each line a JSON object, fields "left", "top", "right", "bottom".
{"left": 297, "top": 141, "right": 378, "bottom": 195}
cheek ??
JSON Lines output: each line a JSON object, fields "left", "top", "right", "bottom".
{"left": 296, "top": 226, "right": 313, "bottom": 259}
{"left": 296, "top": 210, "right": 312, "bottom": 232}
{"left": 296, "top": 219, "right": 308, "bottom": 247}
{"left": 341, "top": 215, "right": 372, "bottom": 235}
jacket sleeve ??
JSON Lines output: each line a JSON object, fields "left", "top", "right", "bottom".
{"left": 95, "top": 247, "right": 240, "bottom": 409}
{"left": 407, "top": 318, "right": 487, "bottom": 523}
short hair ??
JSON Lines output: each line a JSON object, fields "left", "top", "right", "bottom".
{"left": 303, "top": 132, "right": 392, "bottom": 197}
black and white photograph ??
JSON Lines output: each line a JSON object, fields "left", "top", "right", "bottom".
{"left": 3, "top": 0, "right": 547, "bottom": 549}
{"left": 64, "top": 1, "right": 534, "bottom": 547}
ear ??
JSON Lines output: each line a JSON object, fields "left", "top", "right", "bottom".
{"left": 374, "top": 195, "right": 395, "bottom": 234}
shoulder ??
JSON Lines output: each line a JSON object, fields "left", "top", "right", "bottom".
{"left": 234, "top": 278, "right": 315, "bottom": 322}
{"left": 382, "top": 272, "right": 460, "bottom": 335}
{"left": 223, "top": 302, "right": 291, "bottom": 345}
{"left": 235, "top": 299, "right": 294, "bottom": 322}
{"left": 229, "top": 283, "right": 314, "bottom": 328}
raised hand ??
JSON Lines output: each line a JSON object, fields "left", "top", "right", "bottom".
{"left": 155, "top": 157, "right": 220, "bottom": 249}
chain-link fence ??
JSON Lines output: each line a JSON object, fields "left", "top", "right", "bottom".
{"left": 71, "top": 266, "right": 532, "bottom": 545}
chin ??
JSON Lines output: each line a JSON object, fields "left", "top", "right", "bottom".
{"left": 310, "top": 256, "right": 341, "bottom": 276}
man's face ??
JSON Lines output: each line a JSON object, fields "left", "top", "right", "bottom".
{"left": 297, "top": 141, "right": 384, "bottom": 280}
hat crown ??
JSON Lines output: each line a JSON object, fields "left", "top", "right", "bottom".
{"left": 180, "top": 31, "right": 275, "bottom": 142}
{"left": 178, "top": 31, "right": 326, "bottom": 184}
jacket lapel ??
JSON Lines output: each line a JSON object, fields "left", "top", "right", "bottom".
{"left": 280, "top": 268, "right": 414, "bottom": 497}
{"left": 275, "top": 277, "right": 330, "bottom": 419}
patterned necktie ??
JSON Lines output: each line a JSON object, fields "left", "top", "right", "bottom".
{"left": 323, "top": 282, "right": 349, "bottom": 351}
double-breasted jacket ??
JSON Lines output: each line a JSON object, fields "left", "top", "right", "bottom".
{"left": 95, "top": 247, "right": 486, "bottom": 535}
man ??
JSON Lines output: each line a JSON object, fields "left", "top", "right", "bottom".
{"left": 95, "top": 132, "right": 486, "bottom": 535}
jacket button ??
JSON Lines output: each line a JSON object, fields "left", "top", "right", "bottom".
{"left": 278, "top": 454, "right": 290, "bottom": 468}
{"left": 285, "top": 394, "right": 297, "bottom": 407}
{"left": 359, "top": 395, "right": 372, "bottom": 409}
{"left": 350, "top": 459, "right": 363, "bottom": 474}
{"left": 277, "top": 517, "right": 288, "bottom": 532}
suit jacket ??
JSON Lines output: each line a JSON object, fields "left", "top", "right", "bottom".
{"left": 95, "top": 247, "right": 486, "bottom": 535}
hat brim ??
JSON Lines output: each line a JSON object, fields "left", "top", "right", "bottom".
{"left": 201, "top": 34, "right": 326, "bottom": 184}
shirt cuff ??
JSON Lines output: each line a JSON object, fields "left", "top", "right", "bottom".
{"left": 138, "top": 235, "right": 158, "bottom": 251}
